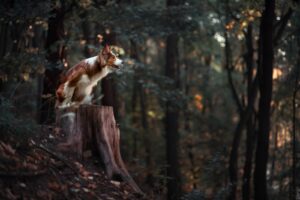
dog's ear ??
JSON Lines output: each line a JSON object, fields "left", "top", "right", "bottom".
{"left": 97, "top": 53, "right": 107, "bottom": 67}
{"left": 102, "top": 44, "right": 110, "bottom": 55}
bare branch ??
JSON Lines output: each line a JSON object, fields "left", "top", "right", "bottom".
{"left": 273, "top": 8, "right": 293, "bottom": 46}
{"left": 224, "top": 31, "right": 244, "bottom": 114}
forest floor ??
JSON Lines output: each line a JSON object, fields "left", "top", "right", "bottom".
{"left": 0, "top": 125, "right": 144, "bottom": 200}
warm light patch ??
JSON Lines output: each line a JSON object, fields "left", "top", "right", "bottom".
{"left": 63, "top": 59, "right": 68, "bottom": 68}
{"left": 110, "top": 46, "right": 125, "bottom": 56}
{"left": 194, "top": 94, "right": 203, "bottom": 111}
{"left": 148, "top": 111, "right": 156, "bottom": 118}
{"left": 147, "top": 110, "right": 163, "bottom": 119}
{"left": 226, "top": 8, "right": 262, "bottom": 39}
{"left": 21, "top": 73, "right": 30, "bottom": 81}
{"left": 225, "top": 20, "right": 235, "bottom": 30}
{"left": 126, "top": 59, "right": 134, "bottom": 65}
{"left": 159, "top": 41, "right": 166, "bottom": 48}
{"left": 242, "top": 9, "right": 261, "bottom": 19}
{"left": 240, "top": 20, "right": 248, "bottom": 29}
{"left": 275, "top": 124, "right": 291, "bottom": 148}
{"left": 273, "top": 68, "right": 283, "bottom": 80}
{"left": 80, "top": 39, "right": 86, "bottom": 45}
{"left": 79, "top": 0, "right": 92, "bottom": 8}
{"left": 105, "top": 29, "right": 111, "bottom": 34}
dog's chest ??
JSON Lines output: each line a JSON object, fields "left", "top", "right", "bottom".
{"left": 76, "top": 67, "right": 110, "bottom": 94}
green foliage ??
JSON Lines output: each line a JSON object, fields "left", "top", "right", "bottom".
{"left": 69, "top": 4, "right": 202, "bottom": 40}
{"left": 0, "top": 96, "right": 38, "bottom": 138}
{"left": 0, "top": 0, "right": 51, "bottom": 22}
{"left": 0, "top": 52, "right": 46, "bottom": 81}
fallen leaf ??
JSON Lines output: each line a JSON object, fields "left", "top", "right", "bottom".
{"left": 0, "top": 142, "right": 15, "bottom": 155}
{"left": 48, "top": 182, "right": 60, "bottom": 191}
{"left": 54, "top": 127, "right": 61, "bottom": 135}
{"left": 70, "top": 188, "right": 80, "bottom": 193}
{"left": 74, "top": 182, "right": 81, "bottom": 188}
{"left": 81, "top": 170, "right": 90, "bottom": 177}
{"left": 5, "top": 188, "right": 17, "bottom": 200}
{"left": 87, "top": 183, "right": 97, "bottom": 189}
{"left": 37, "top": 190, "right": 48, "bottom": 199}
{"left": 19, "top": 182, "right": 26, "bottom": 188}
{"left": 110, "top": 180, "right": 120, "bottom": 187}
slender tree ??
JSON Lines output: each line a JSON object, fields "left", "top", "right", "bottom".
{"left": 165, "top": 0, "right": 182, "bottom": 199}
{"left": 130, "top": 40, "right": 153, "bottom": 186}
{"left": 225, "top": 11, "right": 258, "bottom": 200}
{"left": 39, "top": 2, "right": 66, "bottom": 124}
{"left": 101, "top": 32, "right": 118, "bottom": 117}
{"left": 254, "top": 0, "right": 275, "bottom": 199}
{"left": 292, "top": 12, "right": 300, "bottom": 200}
{"left": 242, "top": 24, "right": 255, "bottom": 200}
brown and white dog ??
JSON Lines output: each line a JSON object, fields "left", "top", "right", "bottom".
{"left": 55, "top": 45, "right": 123, "bottom": 109}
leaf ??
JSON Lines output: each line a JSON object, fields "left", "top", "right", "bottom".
{"left": 83, "top": 187, "right": 90, "bottom": 193}
{"left": 19, "top": 182, "right": 26, "bottom": 188}
{"left": 110, "top": 180, "right": 120, "bottom": 187}
{"left": 87, "top": 183, "right": 97, "bottom": 189}
{"left": 74, "top": 182, "right": 81, "bottom": 188}
{"left": 48, "top": 182, "right": 60, "bottom": 191}
{"left": 0, "top": 142, "right": 16, "bottom": 156}
{"left": 5, "top": 188, "right": 17, "bottom": 200}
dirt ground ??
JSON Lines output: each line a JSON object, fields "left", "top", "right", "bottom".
{"left": 0, "top": 125, "right": 145, "bottom": 200}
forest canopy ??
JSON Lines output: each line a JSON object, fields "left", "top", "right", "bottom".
{"left": 0, "top": 0, "right": 299, "bottom": 200}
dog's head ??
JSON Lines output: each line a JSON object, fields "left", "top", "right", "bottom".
{"left": 98, "top": 45, "right": 123, "bottom": 71}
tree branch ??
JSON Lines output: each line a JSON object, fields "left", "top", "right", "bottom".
{"left": 273, "top": 8, "right": 293, "bottom": 46}
{"left": 224, "top": 31, "right": 243, "bottom": 114}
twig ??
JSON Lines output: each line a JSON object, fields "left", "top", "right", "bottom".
{"left": 0, "top": 169, "right": 47, "bottom": 177}
{"left": 9, "top": 81, "right": 21, "bottom": 100}
{"left": 273, "top": 8, "right": 293, "bottom": 46}
{"left": 34, "top": 144, "right": 78, "bottom": 173}
{"left": 49, "top": 167, "right": 70, "bottom": 200}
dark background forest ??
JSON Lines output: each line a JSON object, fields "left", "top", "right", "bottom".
{"left": 0, "top": 0, "right": 300, "bottom": 199}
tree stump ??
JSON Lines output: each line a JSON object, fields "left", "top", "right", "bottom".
{"left": 56, "top": 105, "right": 143, "bottom": 194}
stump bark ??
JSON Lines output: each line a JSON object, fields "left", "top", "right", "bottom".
{"left": 56, "top": 105, "right": 143, "bottom": 194}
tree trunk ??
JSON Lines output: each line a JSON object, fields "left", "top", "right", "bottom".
{"left": 254, "top": 1, "right": 275, "bottom": 200}
{"left": 101, "top": 32, "right": 119, "bottom": 118}
{"left": 0, "top": 1, "right": 12, "bottom": 91}
{"left": 242, "top": 24, "right": 255, "bottom": 200}
{"left": 292, "top": 15, "right": 300, "bottom": 200}
{"left": 225, "top": 22, "right": 259, "bottom": 200}
{"left": 225, "top": 23, "right": 241, "bottom": 199}
{"left": 57, "top": 105, "right": 143, "bottom": 195}
{"left": 39, "top": 5, "right": 65, "bottom": 124}
{"left": 226, "top": 39, "right": 259, "bottom": 200}
{"left": 130, "top": 40, "right": 153, "bottom": 186}
{"left": 165, "top": 0, "right": 182, "bottom": 196}
{"left": 269, "top": 125, "right": 278, "bottom": 184}
{"left": 131, "top": 76, "right": 138, "bottom": 159}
